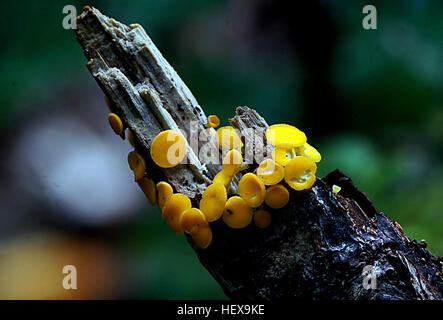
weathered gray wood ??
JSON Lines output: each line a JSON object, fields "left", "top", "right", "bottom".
{"left": 75, "top": 7, "right": 443, "bottom": 300}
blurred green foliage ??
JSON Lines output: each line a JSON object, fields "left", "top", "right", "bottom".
{"left": 1, "top": 0, "right": 441, "bottom": 299}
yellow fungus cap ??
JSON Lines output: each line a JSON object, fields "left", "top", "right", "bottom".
{"left": 104, "top": 95, "right": 114, "bottom": 112}
{"left": 332, "top": 184, "right": 341, "bottom": 194}
{"left": 191, "top": 226, "right": 213, "bottom": 249}
{"left": 162, "top": 193, "right": 192, "bottom": 234}
{"left": 128, "top": 151, "right": 146, "bottom": 181}
{"left": 265, "top": 184, "right": 290, "bottom": 209}
{"left": 223, "top": 196, "right": 253, "bottom": 229}
{"left": 222, "top": 149, "right": 243, "bottom": 175}
{"left": 128, "top": 130, "right": 136, "bottom": 148}
{"left": 238, "top": 173, "right": 266, "bottom": 208}
{"left": 284, "top": 156, "right": 317, "bottom": 191}
{"left": 213, "top": 170, "right": 233, "bottom": 188}
{"left": 108, "top": 113, "right": 123, "bottom": 136}
{"left": 265, "top": 124, "right": 306, "bottom": 148}
{"left": 199, "top": 183, "right": 227, "bottom": 222}
{"left": 295, "top": 142, "right": 321, "bottom": 163}
{"left": 207, "top": 115, "right": 220, "bottom": 128}
{"left": 254, "top": 210, "right": 271, "bottom": 228}
{"left": 257, "top": 159, "right": 285, "bottom": 185}
{"left": 157, "top": 181, "right": 173, "bottom": 211}
{"left": 180, "top": 208, "right": 208, "bottom": 234}
{"left": 137, "top": 177, "right": 157, "bottom": 205}
{"left": 272, "top": 147, "right": 297, "bottom": 166}
{"left": 216, "top": 126, "right": 243, "bottom": 150}
{"left": 150, "top": 130, "right": 187, "bottom": 168}
{"left": 213, "top": 171, "right": 233, "bottom": 188}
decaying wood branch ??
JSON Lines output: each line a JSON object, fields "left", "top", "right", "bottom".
{"left": 75, "top": 7, "right": 443, "bottom": 300}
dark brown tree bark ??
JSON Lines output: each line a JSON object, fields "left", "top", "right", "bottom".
{"left": 75, "top": 7, "right": 443, "bottom": 300}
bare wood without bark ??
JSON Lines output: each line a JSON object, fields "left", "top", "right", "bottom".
{"left": 75, "top": 7, "right": 443, "bottom": 300}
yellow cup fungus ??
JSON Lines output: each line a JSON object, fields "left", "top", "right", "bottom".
{"left": 180, "top": 208, "right": 208, "bottom": 234}
{"left": 273, "top": 143, "right": 321, "bottom": 167}
{"left": 162, "top": 193, "right": 192, "bottom": 234}
{"left": 104, "top": 95, "right": 114, "bottom": 112}
{"left": 213, "top": 170, "right": 233, "bottom": 188}
{"left": 157, "top": 181, "right": 173, "bottom": 210}
{"left": 191, "top": 226, "right": 213, "bottom": 249}
{"left": 216, "top": 126, "right": 243, "bottom": 150}
{"left": 332, "top": 184, "right": 341, "bottom": 194}
{"left": 117, "top": 108, "right": 322, "bottom": 244}
{"left": 265, "top": 184, "right": 290, "bottom": 209}
{"left": 222, "top": 149, "right": 243, "bottom": 175}
{"left": 257, "top": 159, "right": 284, "bottom": 185}
{"left": 137, "top": 177, "right": 157, "bottom": 205}
{"left": 265, "top": 124, "right": 306, "bottom": 148}
{"left": 128, "top": 130, "right": 136, "bottom": 148}
{"left": 199, "top": 183, "right": 228, "bottom": 222}
{"left": 207, "top": 115, "right": 220, "bottom": 128}
{"left": 284, "top": 156, "right": 317, "bottom": 191}
{"left": 108, "top": 113, "right": 123, "bottom": 136}
{"left": 295, "top": 142, "right": 321, "bottom": 163}
{"left": 223, "top": 196, "right": 253, "bottom": 229}
{"left": 128, "top": 150, "right": 146, "bottom": 181}
{"left": 272, "top": 147, "right": 297, "bottom": 166}
{"left": 238, "top": 173, "right": 266, "bottom": 208}
{"left": 254, "top": 210, "right": 271, "bottom": 228}
{"left": 150, "top": 130, "right": 187, "bottom": 168}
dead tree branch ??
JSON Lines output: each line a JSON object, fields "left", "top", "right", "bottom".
{"left": 75, "top": 7, "right": 443, "bottom": 300}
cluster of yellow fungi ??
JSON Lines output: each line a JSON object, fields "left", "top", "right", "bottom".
{"left": 105, "top": 98, "right": 321, "bottom": 249}
{"left": 212, "top": 122, "right": 320, "bottom": 231}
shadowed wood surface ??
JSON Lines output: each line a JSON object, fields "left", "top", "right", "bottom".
{"left": 75, "top": 7, "right": 443, "bottom": 300}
